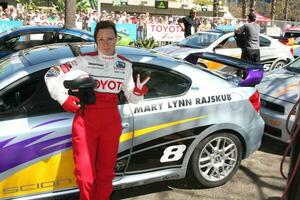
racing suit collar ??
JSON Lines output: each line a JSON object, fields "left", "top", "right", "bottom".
{"left": 98, "top": 50, "right": 117, "bottom": 60}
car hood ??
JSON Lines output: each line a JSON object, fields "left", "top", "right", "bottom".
{"left": 154, "top": 44, "right": 204, "bottom": 59}
{"left": 257, "top": 68, "right": 300, "bottom": 103}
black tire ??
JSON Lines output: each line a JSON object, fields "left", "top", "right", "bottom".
{"left": 191, "top": 133, "right": 242, "bottom": 187}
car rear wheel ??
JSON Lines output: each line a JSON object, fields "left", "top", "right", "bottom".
{"left": 271, "top": 60, "right": 287, "bottom": 70}
{"left": 191, "top": 133, "right": 242, "bottom": 187}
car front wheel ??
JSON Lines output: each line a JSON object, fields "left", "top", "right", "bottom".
{"left": 191, "top": 133, "right": 242, "bottom": 187}
{"left": 271, "top": 60, "right": 287, "bottom": 70}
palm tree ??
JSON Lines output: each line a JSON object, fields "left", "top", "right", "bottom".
{"left": 284, "top": 0, "right": 289, "bottom": 20}
{"left": 270, "top": 0, "right": 276, "bottom": 21}
{"left": 213, "top": 0, "right": 219, "bottom": 17}
{"left": 65, "top": 0, "right": 76, "bottom": 29}
{"left": 241, "top": 0, "right": 248, "bottom": 18}
{"left": 249, "top": 0, "right": 256, "bottom": 11}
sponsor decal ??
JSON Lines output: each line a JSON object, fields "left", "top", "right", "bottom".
{"left": 133, "top": 94, "right": 232, "bottom": 114}
{"left": 59, "top": 63, "right": 71, "bottom": 73}
{"left": 45, "top": 66, "right": 61, "bottom": 77}
{"left": 88, "top": 62, "right": 104, "bottom": 69}
{"left": 95, "top": 79, "right": 123, "bottom": 91}
{"left": 88, "top": 62, "right": 104, "bottom": 67}
{"left": 2, "top": 178, "right": 72, "bottom": 194}
{"left": 147, "top": 24, "right": 184, "bottom": 42}
{"left": 69, "top": 60, "right": 78, "bottom": 67}
{"left": 115, "top": 61, "right": 126, "bottom": 69}
{"left": 0, "top": 118, "right": 72, "bottom": 175}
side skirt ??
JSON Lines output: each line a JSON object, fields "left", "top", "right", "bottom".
{"left": 113, "top": 167, "right": 186, "bottom": 190}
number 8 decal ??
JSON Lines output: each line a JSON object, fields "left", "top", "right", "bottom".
{"left": 160, "top": 145, "right": 186, "bottom": 163}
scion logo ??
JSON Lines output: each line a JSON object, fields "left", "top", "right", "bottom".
{"left": 2, "top": 178, "right": 72, "bottom": 194}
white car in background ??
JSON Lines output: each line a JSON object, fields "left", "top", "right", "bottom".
{"left": 155, "top": 30, "right": 294, "bottom": 72}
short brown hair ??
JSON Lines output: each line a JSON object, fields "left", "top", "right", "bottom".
{"left": 248, "top": 13, "right": 256, "bottom": 22}
{"left": 94, "top": 20, "right": 117, "bottom": 43}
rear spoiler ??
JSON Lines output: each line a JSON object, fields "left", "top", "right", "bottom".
{"left": 184, "top": 52, "right": 264, "bottom": 86}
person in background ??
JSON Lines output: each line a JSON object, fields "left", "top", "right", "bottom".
{"left": 235, "top": 12, "right": 260, "bottom": 63}
{"left": 44, "top": 20, "right": 150, "bottom": 200}
{"left": 177, "top": 8, "right": 200, "bottom": 38}
{"left": 199, "top": 18, "right": 211, "bottom": 32}
{"left": 137, "top": 14, "right": 147, "bottom": 40}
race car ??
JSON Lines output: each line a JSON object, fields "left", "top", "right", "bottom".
{"left": 154, "top": 30, "right": 294, "bottom": 72}
{"left": 0, "top": 25, "right": 95, "bottom": 59}
{"left": 0, "top": 43, "right": 264, "bottom": 199}
{"left": 257, "top": 57, "right": 300, "bottom": 142}
{"left": 0, "top": 25, "right": 130, "bottom": 59}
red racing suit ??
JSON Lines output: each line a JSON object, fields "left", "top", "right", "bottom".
{"left": 45, "top": 51, "right": 143, "bottom": 200}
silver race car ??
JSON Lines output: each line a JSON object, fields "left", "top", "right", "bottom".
{"left": 257, "top": 57, "right": 300, "bottom": 142}
{"left": 0, "top": 43, "right": 264, "bottom": 199}
{"left": 154, "top": 30, "right": 294, "bottom": 72}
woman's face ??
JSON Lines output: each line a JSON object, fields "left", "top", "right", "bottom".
{"left": 96, "top": 28, "right": 117, "bottom": 56}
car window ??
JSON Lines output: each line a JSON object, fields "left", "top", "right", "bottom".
{"left": 220, "top": 36, "right": 238, "bottom": 48}
{"left": 58, "top": 33, "right": 87, "bottom": 42}
{"left": 132, "top": 63, "right": 190, "bottom": 99}
{"left": 0, "top": 56, "right": 25, "bottom": 81}
{"left": 0, "top": 69, "right": 63, "bottom": 119}
{"left": 260, "top": 36, "right": 271, "bottom": 47}
{"left": 286, "top": 57, "right": 300, "bottom": 73}
{"left": 1, "top": 33, "right": 55, "bottom": 51}
{"left": 178, "top": 33, "right": 222, "bottom": 48}
{"left": 284, "top": 32, "right": 300, "bottom": 38}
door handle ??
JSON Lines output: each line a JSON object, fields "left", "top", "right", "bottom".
{"left": 122, "top": 122, "right": 129, "bottom": 129}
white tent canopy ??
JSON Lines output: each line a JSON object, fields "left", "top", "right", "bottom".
{"left": 223, "top": 11, "right": 235, "bottom": 19}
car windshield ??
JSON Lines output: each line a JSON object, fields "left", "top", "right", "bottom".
{"left": 0, "top": 55, "right": 25, "bottom": 82}
{"left": 0, "top": 29, "right": 13, "bottom": 38}
{"left": 284, "top": 31, "right": 300, "bottom": 38}
{"left": 177, "top": 32, "right": 222, "bottom": 48}
{"left": 286, "top": 57, "right": 300, "bottom": 73}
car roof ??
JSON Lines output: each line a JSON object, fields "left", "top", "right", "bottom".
{"left": 0, "top": 43, "right": 233, "bottom": 91}
{"left": 2, "top": 43, "right": 186, "bottom": 73}
{"left": 206, "top": 29, "right": 233, "bottom": 34}
{"left": 0, "top": 25, "right": 93, "bottom": 39}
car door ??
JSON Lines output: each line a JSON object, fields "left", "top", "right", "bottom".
{"left": 123, "top": 63, "right": 192, "bottom": 174}
{"left": 259, "top": 35, "right": 273, "bottom": 62}
{"left": 0, "top": 69, "right": 78, "bottom": 199}
{"left": 0, "top": 68, "right": 134, "bottom": 199}
{"left": 114, "top": 93, "right": 134, "bottom": 180}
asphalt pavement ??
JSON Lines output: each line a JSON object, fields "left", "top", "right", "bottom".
{"left": 112, "top": 135, "right": 288, "bottom": 200}
{"left": 65, "top": 135, "right": 289, "bottom": 200}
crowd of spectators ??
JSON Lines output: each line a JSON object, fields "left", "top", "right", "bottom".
{"left": 0, "top": 5, "right": 272, "bottom": 40}
{"left": 0, "top": 6, "right": 242, "bottom": 27}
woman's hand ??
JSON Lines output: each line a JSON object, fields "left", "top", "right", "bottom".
{"left": 133, "top": 74, "right": 150, "bottom": 96}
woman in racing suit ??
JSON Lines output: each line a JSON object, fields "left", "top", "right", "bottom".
{"left": 44, "top": 20, "right": 150, "bottom": 200}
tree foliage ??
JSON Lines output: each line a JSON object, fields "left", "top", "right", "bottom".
{"left": 134, "top": 38, "right": 158, "bottom": 49}
{"left": 227, "top": 0, "right": 300, "bottom": 21}
{"left": 194, "top": 0, "right": 213, "bottom": 5}
{"left": 16, "top": 0, "right": 39, "bottom": 11}
{"left": 51, "top": 0, "right": 91, "bottom": 13}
